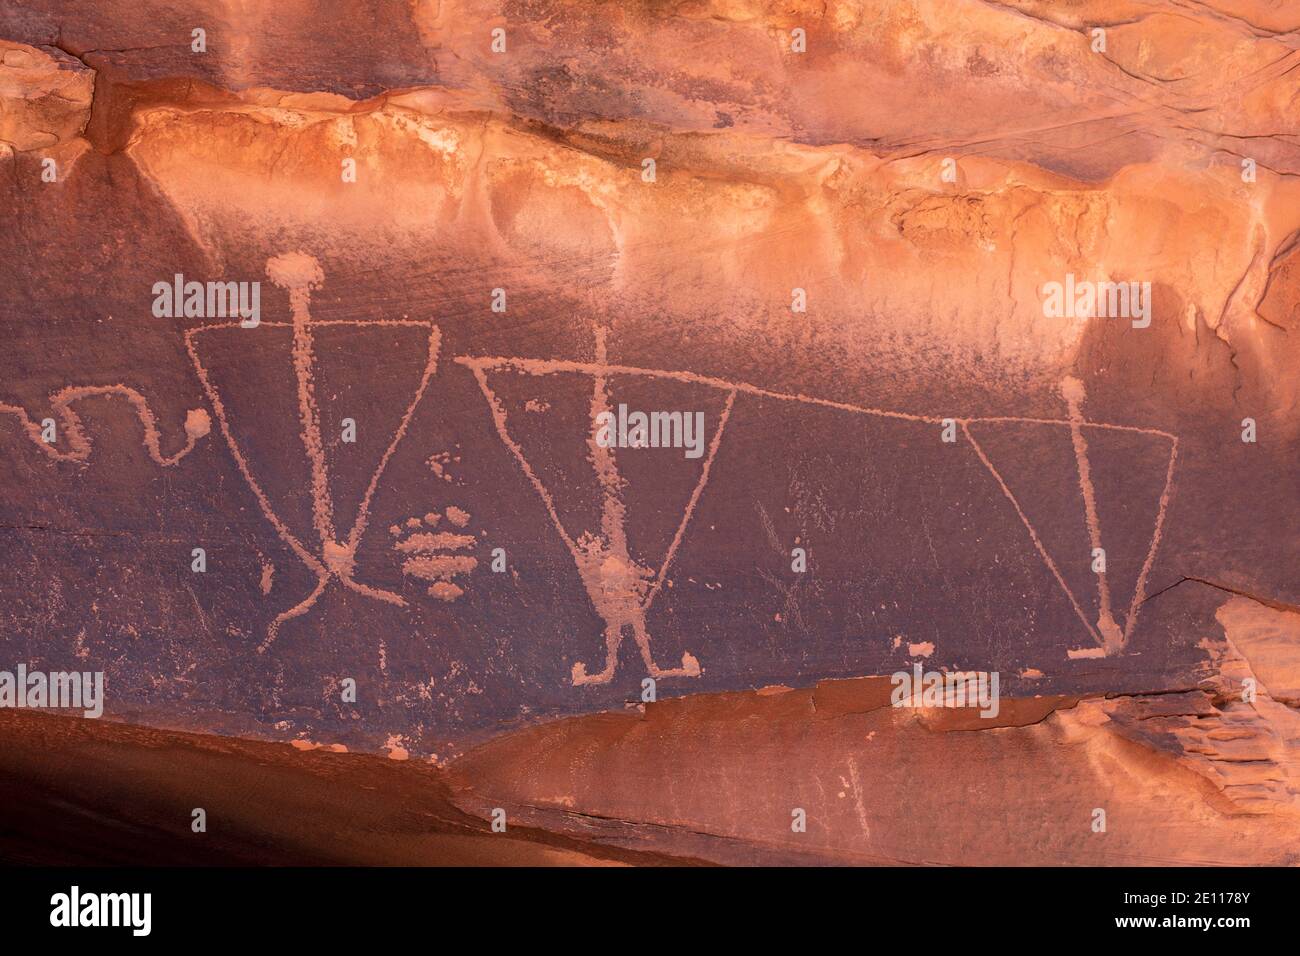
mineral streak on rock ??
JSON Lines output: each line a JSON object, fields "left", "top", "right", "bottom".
{"left": 1, "top": 1, "right": 1298, "bottom": 864}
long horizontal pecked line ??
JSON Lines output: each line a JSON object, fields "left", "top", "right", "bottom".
{"left": 455, "top": 354, "right": 1179, "bottom": 442}
{"left": 184, "top": 322, "right": 1178, "bottom": 441}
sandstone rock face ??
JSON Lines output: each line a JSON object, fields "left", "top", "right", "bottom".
{"left": 0, "top": 42, "right": 93, "bottom": 151}
{"left": 449, "top": 602, "right": 1300, "bottom": 865}
{"left": 0, "top": 1, "right": 1297, "bottom": 864}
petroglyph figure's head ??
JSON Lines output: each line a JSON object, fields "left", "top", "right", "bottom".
{"left": 1059, "top": 376, "right": 1086, "bottom": 408}
{"left": 266, "top": 252, "right": 325, "bottom": 292}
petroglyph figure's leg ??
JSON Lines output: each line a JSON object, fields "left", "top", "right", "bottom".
{"left": 1121, "top": 439, "right": 1178, "bottom": 646}
{"left": 632, "top": 616, "right": 701, "bottom": 678}
{"left": 340, "top": 577, "right": 407, "bottom": 606}
{"left": 963, "top": 420, "right": 1102, "bottom": 649}
{"left": 260, "top": 574, "right": 330, "bottom": 654}
{"left": 571, "top": 622, "right": 624, "bottom": 686}
{"left": 1060, "top": 377, "right": 1123, "bottom": 653}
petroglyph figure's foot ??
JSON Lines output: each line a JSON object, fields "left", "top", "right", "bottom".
{"left": 631, "top": 618, "right": 701, "bottom": 680}
{"left": 570, "top": 661, "right": 609, "bottom": 686}
{"left": 571, "top": 619, "right": 701, "bottom": 686}
{"left": 650, "top": 652, "right": 701, "bottom": 679}
{"left": 570, "top": 620, "right": 622, "bottom": 686}
{"left": 571, "top": 651, "right": 701, "bottom": 686}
